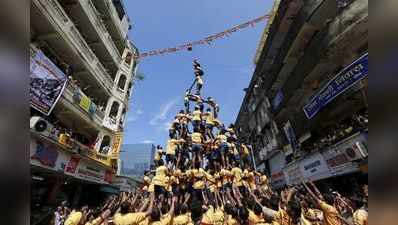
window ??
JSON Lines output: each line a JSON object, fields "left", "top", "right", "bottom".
{"left": 125, "top": 52, "right": 132, "bottom": 65}
{"left": 120, "top": 108, "right": 126, "bottom": 125}
{"left": 99, "top": 136, "right": 111, "bottom": 154}
{"left": 126, "top": 82, "right": 132, "bottom": 97}
{"left": 109, "top": 101, "right": 120, "bottom": 123}
{"left": 118, "top": 74, "right": 127, "bottom": 91}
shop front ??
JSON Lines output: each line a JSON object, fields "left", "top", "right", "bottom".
{"left": 30, "top": 137, "right": 116, "bottom": 224}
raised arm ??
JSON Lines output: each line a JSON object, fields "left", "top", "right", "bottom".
{"left": 309, "top": 180, "right": 324, "bottom": 200}
{"left": 144, "top": 193, "right": 155, "bottom": 216}
{"left": 301, "top": 178, "right": 321, "bottom": 207}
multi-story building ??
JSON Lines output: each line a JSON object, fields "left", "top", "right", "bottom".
{"left": 236, "top": 0, "right": 368, "bottom": 193}
{"left": 29, "top": 0, "right": 138, "bottom": 219}
{"left": 118, "top": 144, "right": 156, "bottom": 179}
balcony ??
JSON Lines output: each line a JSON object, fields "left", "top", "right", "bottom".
{"left": 60, "top": 0, "right": 122, "bottom": 73}
{"left": 58, "top": 82, "right": 105, "bottom": 129}
{"left": 30, "top": 129, "right": 114, "bottom": 169}
{"left": 31, "top": 0, "right": 114, "bottom": 96}
{"left": 92, "top": 0, "right": 130, "bottom": 52}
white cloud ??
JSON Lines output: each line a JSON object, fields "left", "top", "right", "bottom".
{"left": 149, "top": 97, "right": 179, "bottom": 126}
{"left": 126, "top": 108, "right": 144, "bottom": 123}
{"left": 163, "top": 121, "right": 172, "bottom": 132}
{"left": 142, "top": 140, "right": 154, "bottom": 144}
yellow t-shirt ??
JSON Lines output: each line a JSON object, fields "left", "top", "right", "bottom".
{"left": 152, "top": 166, "right": 169, "bottom": 187}
{"left": 202, "top": 206, "right": 224, "bottom": 225}
{"left": 220, "top": 169, "right": 232, "bottom": 185}
{"left": 248, "top": 172, "right": 256, "bottom": 189}
{"left": 300, "top": 213, "right": 312, "bottom": 225}
{"left": 65, "top": 211, "right": 82, "bottom": 225}
{"left": 273, "top": 208, "right": 293, "bottom": 225}
{"left": 174, "top": 213, "right": 193, "bottom": 225}
{"left": 113, "top": 212, "right": 147, "bottom": 225}
{"left": 167, "top": 139, "right": 179, "bottom": 155}
{"left": 242, "top": 144, "right": 250, "bottom": 155}
{"left": 216, "top": 134, "right": 227, "bottom": 144}
{"left": 149, "top": 214, "right": 172, "bottom": 225}
{"left": 319, "top": 201, "right": 342, "bottom": 225}
{"left": 231, "top": 167, "right": 243, "bottom": 187}
{"left": 205, "top": 112, "right": 215, "bottom": 125}
{"left": 191, "top": 132, "right": 203, "bottom": 144}
{"left": 192, "top": 110, "right": 202, "bottom": 121}
{"left": 85, "top": 217, "right": 103, "bottom": 225}
{"left": 305, "top": 208, "right": 322, "bottom": 225}
{"left": 148, "top": 183, "right": 155, "bottom": 193}
{"left": 226, "top": 215, "right": 238, "bottom": 225}
{"left": 154, "top": 150, "right": 164, "bottom": 161}
{"left": 353, "top": 208, "right": 368, "bottom": 225}
{"left": 192, "top": 168, "right": 206, "bottom": 190}
{"left": 249, "top": 209, "right": 265, "bottom": 225}
{"left": 139, "top": 217, "right": 150, "bottom": 225}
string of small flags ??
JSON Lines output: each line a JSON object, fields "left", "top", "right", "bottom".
{"left": 135, "top": 14, "right": 271, "bottom": 59}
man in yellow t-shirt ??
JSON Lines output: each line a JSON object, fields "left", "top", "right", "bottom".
{"left": 318, "top": 199, "right": 342, "bottom": 225}
{"left": 151, "top": 161, "right": 169, "bottom": 196}
{"left": 154, "top": 146, "right": 165, "bottom": 166}
{"left": 191, "top": 106, "right": 202, "bottom": 130}
{"left": 114, "top": 195, "right": 154, "bottom": 225}
{"left": 174, "top": 204, "right": 193, "bottom": 225}
{"left": 204, "top": 108, "right": 215, "bottom": 139}
{"left": 64, "top": 209, "right": 85, "bottom": 225}
{"left": 166, "top": 138, "right": 185, "bottom": 169}
{"left": 231, "top": 163, "right": 244, "bottom": 192}
{"left": 240, "top": 144, "right": 251, "bottom": 167}
{"left": 148, "top": 196, "right": 177, "bottom": 225}
{"left": 353, "top": 206, "right": 368, "bottom": 225}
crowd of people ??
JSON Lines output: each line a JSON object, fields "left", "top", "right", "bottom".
{"left": 301, "top": 112, "right": 368, "bottom": 153}
{"left": 55, "top": 60, "right": 368, "bottom": 225}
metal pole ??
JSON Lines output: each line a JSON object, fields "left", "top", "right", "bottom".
{"left": 250, "top": 145, "right": 257, "bottom": 171}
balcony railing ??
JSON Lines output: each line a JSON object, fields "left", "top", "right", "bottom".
{"left": 35, "top": 0, "right": 114, "bottom": 95}
{"left": 84, "top": 0, "right": 122, "bottom": 64}
{"left": 62, "top": 82, "right": 105, "bottom": 126}
{"left": 31, "top": 129, "right": 114, "bottom": 169}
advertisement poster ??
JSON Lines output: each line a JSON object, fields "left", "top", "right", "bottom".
{"left": 31, "top": 141, "right": 59, "bottom": 168}
{"left": 30, "top": 47, "right": 67, "bottom": 115}
{"left": 112, "top": 133, "right": 123, "bottom": 154}
{"left": 65, "top": 156, "right": 81, "bottom": 174}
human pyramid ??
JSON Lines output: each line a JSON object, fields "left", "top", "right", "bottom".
{"left": 142, "top": 59, "right": 269, "bottom": 208}
{"left": 62, "top": 60, "right": 368, "bottom": 225}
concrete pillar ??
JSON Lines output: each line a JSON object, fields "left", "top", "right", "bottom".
{"left": 46, "top": 178, "right": 63, "bottom": 205}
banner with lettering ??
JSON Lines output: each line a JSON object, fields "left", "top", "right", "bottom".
{"left": 111, "top": 132, "right": 123, "bottom": 154}
{"left": 303, "top": 53, "right": 368, "bottom": 119}
{"left": 30, "top": 47, "right": 68, "bottom": 115}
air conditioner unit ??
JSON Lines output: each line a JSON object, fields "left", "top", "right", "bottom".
{"left": 30, "top": 116, "right": 53, "bottom": 137}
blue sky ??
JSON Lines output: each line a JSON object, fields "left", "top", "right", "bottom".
{"left": 122, "top": 0, "right": 273, "bottom": 146}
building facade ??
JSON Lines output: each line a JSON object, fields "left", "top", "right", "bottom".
{"left": 118, "top": 144, "right": 156, "bottom": 179}
{"left": 236, "top": 0, "right": 368, "bottom": 193}
{"left": 29, "top": 0, "right": 138, "bottom": 221}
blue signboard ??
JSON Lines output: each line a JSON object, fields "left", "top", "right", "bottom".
{"left": 303, "top": 53, "right": 368, "bottom": 119}
{"left": 272, "top": 90, "right": 284, "bottom": 111}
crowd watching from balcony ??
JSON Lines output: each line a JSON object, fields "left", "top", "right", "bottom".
{"left": 301, "top": 111, "right": 368, "bottom": 153}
